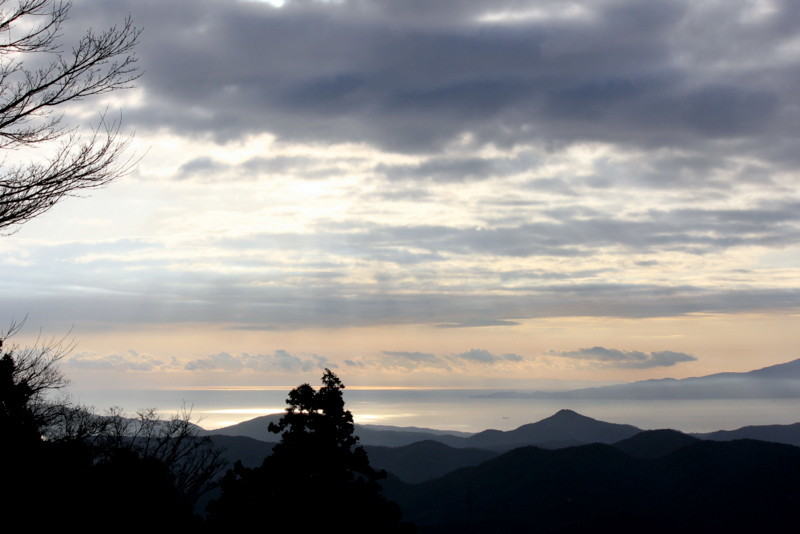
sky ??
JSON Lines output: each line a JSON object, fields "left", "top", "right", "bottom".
{"left": 3, "top": 0, "right": 800, "bottom": 398}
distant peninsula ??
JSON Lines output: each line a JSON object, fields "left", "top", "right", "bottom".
{"left": 477, "top": 358, "right": 800, "bottom": 400}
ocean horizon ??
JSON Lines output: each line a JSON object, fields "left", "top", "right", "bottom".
{"left": 67, "top": 387, "right": 800, "bottom": 434}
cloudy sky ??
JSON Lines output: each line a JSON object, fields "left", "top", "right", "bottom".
{"left": 3, "top": 0, "right": 800, "bottom": 393}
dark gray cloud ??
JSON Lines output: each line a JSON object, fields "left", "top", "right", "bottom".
{"left": 175, "top": 196, "right": 800, "bottom": 262}
{"left": 8, "top": 276, "right": 800, "bottom": 331}
{"left": 176, "top": 154, "right": 344, "bottom": 181}
{"left": 299, "top": 201, "right": 800, "bottom": 258}
{"left": 70, "top": 0, "right": 800, "bottom": 163}
{"left": 176, "top": 157, "right": 230, "bottom": 181}
{"left": 375, "top": 151, "right": 541, "bottom": 182}
{"left": 547, "top": 346, "right": 697, "bottom": 369}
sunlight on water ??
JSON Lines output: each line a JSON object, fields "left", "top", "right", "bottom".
{"left": 206, "top": 408, "right": 285, "bottom": 414}
{"left": 73, "top": 387, "right": 800, "bottom": 433}
{"left": 198, "top": 407, "right": 284, "bottom": 429}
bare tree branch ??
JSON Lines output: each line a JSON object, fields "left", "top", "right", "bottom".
{"left": 0, "top": 0, "right": 140, "bottom": 233}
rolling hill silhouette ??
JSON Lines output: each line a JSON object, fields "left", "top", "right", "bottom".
{"left": 365, "top": 440, "right": 498, "bottom": 483}
{"left": 205, "top": 407, "right": 800, "bottom": 532}
{"left": 613, "top": 429, "right": 699, "bottom": 458}
{"left": 384, "top": 438, "right": 800, "bottom": 533}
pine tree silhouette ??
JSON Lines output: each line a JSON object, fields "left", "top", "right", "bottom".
{"left": 209, "top": 369, "right": 411, "bottom": 532}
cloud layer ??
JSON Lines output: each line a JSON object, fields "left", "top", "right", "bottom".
{"left": 64, "top": 345, "right": 695, "bottom": 375}
{"left": 4, "top": 1, "right": 800, "bottom": 383}
{"left": 547, "top": 346, "right": 698, "bottom": 369}
{"left": 184, "top": 350, "right": 333, "bottom": 373}
{"left": 74, "top": 0, "right": 800, "bottom": 161}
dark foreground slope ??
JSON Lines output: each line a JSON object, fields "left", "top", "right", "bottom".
{"left": 384, "top": 438, "right": 800, "bottom": 533}
{"left": 365, "top": 440, "right": 498, "bottom": 483}
{"left": 613, "top": 428, "right": 699, "bottom": 458}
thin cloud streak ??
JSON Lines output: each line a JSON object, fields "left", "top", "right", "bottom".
{"left": 547, "top": 346, "right": 698, "bottom": 369}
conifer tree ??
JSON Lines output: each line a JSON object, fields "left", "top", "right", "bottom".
{"left": 209, "top": 369, "right": 410, "bottom": 532}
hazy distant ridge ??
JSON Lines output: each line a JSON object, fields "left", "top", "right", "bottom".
{"left": 479, "top": 358, "right": 800, "bottom": 400}
{"left": 695, "top": 422, "right": 800, "bottom": 446}
{"left": 208, "top": 413, "right": 470, "bottom": 447}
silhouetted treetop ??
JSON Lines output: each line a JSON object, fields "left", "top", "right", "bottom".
{"left": 267, "top": 369, "right": 363, "bottom": 465}
{"left": 209, "top": 369, "right": 410, "bottom": 532}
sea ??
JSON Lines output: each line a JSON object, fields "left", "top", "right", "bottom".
{"left": 68, "top": 387, "right": 800, "bottom": 434}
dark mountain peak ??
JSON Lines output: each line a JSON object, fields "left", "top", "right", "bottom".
{"left": 467, "top": 409, "right": 641, "bottom": 450}
{"left": 549, "top": 408, "right": 593, "bottom": 420}
{"left": 532, "top": 409, "right": 626, "bottom": 430}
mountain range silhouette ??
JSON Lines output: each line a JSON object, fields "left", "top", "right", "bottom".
{"left": 202, "top": 358, "right": 800, "bottom": 531}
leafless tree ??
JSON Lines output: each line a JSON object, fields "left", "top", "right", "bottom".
{"left": 94, "top": 406, "right": 228, "bottom": 503}
{"left": 42, "top": 403, "right": 227, "bottom": 502}
{"left": 0, "top": 0, "right": 140, "bottom": 233}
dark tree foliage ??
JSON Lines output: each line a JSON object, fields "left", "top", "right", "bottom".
{"left": 209, "top": 369, "right": 411, "bottom": 533}
{"left": 0, "top": 351, "right": 43, "bottom": 454}
{"left": 266, "top": 369, "right": 380, "bottom": 486}
{"left": 0, "top": 326, "right": 224, "bottom": 528}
